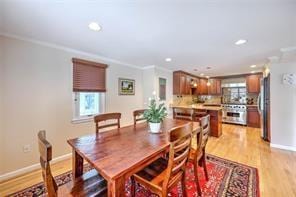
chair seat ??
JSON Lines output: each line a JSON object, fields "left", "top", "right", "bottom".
{"left": 133, "top": 157, "right": 183, "bottom": 193}
{"left": 58, "top": 169, "right": 107, "bottom": 196}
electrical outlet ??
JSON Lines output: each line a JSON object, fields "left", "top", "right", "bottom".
{"left": 23, "top": 144, "right": 32, "bottom": 153}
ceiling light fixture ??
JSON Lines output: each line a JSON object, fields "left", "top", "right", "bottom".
{"left": 206, "top": 76, "right": 210, "bottom": 79}
{"left": 88, "top": 22, "right": 101, "bottom": 32}
{"left": 251, "top": 71, "right": 256, "bottom": 74}
{"left": 235, "top": 39, "right": 247, "bottom": 45}
{"left": 165, "top": 58, "right": 172, "bottom": 62}
{"left": 200, "top": 73, "right": 204, "bottom": 76}
{"left": 250, "top": 65, "right": 257, "bottom": 68}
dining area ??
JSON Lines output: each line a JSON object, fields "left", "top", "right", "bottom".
{"left": 38, "top": 102, "right": 211, "bottom": 197}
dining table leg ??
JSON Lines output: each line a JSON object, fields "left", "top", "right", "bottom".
{"left": 108, "top": 176, "right": 126, "bottom": 197}
{"left": 72, "top": 148, "right": 84, "bottom": 179}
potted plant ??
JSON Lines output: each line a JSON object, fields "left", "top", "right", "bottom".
{"left": 144, "top": 98, "right": 167, "bottom": 133}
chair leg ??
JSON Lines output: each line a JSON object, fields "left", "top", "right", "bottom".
{"left": 182, "top": 173, "right": 187, "bottom": 197}
{"left": 202, "top": 150, "right": 209, "bottom": 181}
{"left": 194, "top": 160, "right": 202, "bottom": 196}
{"left": 130, "top": 176, "right": 136, "bottom": 197}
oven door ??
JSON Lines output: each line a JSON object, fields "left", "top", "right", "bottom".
{"left": 223, "top": 110, "right": 246, "bottom": 125}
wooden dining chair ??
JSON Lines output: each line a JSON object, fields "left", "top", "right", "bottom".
{"left": 94, "top": 112, "right": 121, "bottom": 133}
{"left": 37, "top": 130, "right": 107, "bottom": 196}
{"left": 133, "top": 109, "right": 146, "bottom": 126}
{"left": 173, "top": 107, "right": 194, "bottom": 121}
{"left": 193, "top": 109, "right": 208, "bottom": 121}
{"left": 131, "top": 122, "right": 193, "bottom": 197}
{"left": 189, "top": 115, "right": 210, "bottom": 196}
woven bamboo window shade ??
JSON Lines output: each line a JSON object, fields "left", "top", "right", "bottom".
{"left": 72, "top": 58, "right": 108, "bottom": 92}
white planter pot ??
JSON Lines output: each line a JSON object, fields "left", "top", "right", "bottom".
{"left": 149, "top": 122, "right": 161, "bottom": 133}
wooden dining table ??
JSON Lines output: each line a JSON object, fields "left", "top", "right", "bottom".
{"left": 67, "top": 118, "right": 200, "bottom": 197}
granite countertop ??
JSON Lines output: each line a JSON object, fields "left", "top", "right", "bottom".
{"left": 170, "top": 104, "right": 222, "bottom": 111}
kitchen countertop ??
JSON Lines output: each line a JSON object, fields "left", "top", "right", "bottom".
{"left": 170, "top": 104, "right": 222, "bottom": 111}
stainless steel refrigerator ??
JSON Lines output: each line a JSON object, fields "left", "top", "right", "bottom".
{"left": 259, "top": 75, "right": 270, "bottom": 141}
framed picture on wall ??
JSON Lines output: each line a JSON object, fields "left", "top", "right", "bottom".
{"left": 159, "top": 78, "right": 166, "bottom": 101}
{"left": 118, "top": 78, "right": 135, "bottom": 95}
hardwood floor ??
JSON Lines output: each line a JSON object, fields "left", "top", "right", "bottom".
{"left": 1, "top": 124, "right": 296, "bottom": 196}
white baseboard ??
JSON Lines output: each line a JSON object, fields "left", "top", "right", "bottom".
{"left": 0, "top": 153, "right": 72, "bottom": 182}
{"left": 270, "top": 143, "right": 296, "bottom": 152}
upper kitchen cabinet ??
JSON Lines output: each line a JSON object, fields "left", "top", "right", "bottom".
{"left": 246, "top": 74, "right": 262, "bottom": 94}
{"left": 173, "top": 71, "right": 192, "bottom": 95}
{"left": 198, "top": 78, "right": 208, "bottom": 95}
{"left": 208, "top": 79, "right": 222, "bottom": 95}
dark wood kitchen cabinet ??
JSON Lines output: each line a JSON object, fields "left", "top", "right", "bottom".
{"left": 173, "top": 72, "right": 187, "bottom": 95}
{"left": 198, "top": 78, "right": 208, "bottom": 95}
{"left": 247, "top": 106, "right": 261, "bottom": 128}
{"left": 208, "top": 79, "right": 222, "bottom": 95}
{"left": 173, "top": 71, "right": 221, "bottom": 96}
{"left": 246, "top": 74, "right": 262, "bottom": 94}
{"left": 208, "top": 110, "right": 222, "bottom": 137}
{"left": 173, "top": 71, "right": 193, "bottom": 95}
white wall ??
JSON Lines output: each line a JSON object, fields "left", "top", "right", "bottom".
{"left": 0, "top": 36, "right": 145, "bottom": 175}
{"left": 142, "top": 66, "right": 173, "bottom": 115}
{"left": 270, "top": 60, "right": 296, "bottom": 150}
{"left": 155, "top": 67, "right": 173, "bottom": 116}
{"left": 142, "top": 67, "right": 156, "bottom": 107}
{"left": 0, "top": 36, "right": 4, "bottom": 174}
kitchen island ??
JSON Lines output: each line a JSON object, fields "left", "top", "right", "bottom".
{"left": 171, "top": 104, "right": 223, "bottom": 137}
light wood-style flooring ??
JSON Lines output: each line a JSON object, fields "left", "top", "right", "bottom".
{"left": 1, "top": 124, "right": 296, "bottom": 196}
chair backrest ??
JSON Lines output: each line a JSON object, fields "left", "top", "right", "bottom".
{"left": 163, "top": 122, "right": 193, "bottom": 190}
{"left": 133, "top": 109, "right": 146, "bottom": 125}
{"left": 173, "top": 108, "right": 194, "bottom": 121}
{"left": 38, "top": 130, "right": 58, "bottom": 197}
{"left": 200, "top": 115, "right": 210, "bottom": 149}
{"left": 94, "top": 113, "right": 121, "bottom": 133}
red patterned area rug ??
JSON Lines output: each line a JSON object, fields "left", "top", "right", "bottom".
{"left": 8, "top": 155, "right": 259, "bottom": 197}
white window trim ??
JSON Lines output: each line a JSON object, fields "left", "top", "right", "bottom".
{"left": 71, "top": 93, "right": 106, "bottom": 124}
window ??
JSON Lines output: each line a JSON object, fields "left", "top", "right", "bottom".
{"left": 159, "top": 78, "right": 167, "bottom": 101}
{"left": 72, "top": 58, "right": 108, "bottom": 123}
{"left": 73, "top": 92, "right": 105, "bottom": 122}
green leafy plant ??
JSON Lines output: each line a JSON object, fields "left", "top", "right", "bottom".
{"left": 144, "top": 99, "right": 167, "bottom": 123}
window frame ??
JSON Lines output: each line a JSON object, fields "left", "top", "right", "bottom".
{"left": 72, "top": 92, "right": 106, "bottom": 124}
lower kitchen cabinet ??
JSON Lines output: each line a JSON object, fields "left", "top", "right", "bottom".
{"left": 208, "top": 110, "right": 222, "bottom": 137}
{"left": 247, "top": 106, "right": 261, "bottom": 128}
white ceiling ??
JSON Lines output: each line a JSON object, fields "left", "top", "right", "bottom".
{"left": 1, "top": 0, "right": 296, "bottom": 76}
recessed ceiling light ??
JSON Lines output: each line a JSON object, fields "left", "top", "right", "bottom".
{"left": 88, "top": 22, "right": 101, "bottom": 32}
{"left": 235, "top": 39, "right": 247, "bottom": 45}
{"left": 206, "top": 76, "right": 210, "bottom": 79}
{"left": 250, "top": 65, "right": 257, "bottom": 68}
{"left": 251, "top": 71, "right": 256, "bottom": 74}
{"left": 200, "top": 73, "right": 205, "bottom": 76}
{"left": 165, "top": 58, "right": 172, "bottom": 62}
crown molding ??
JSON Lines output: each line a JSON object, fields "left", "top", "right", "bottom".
{"left": 142, "top": 65, "right": 172, "bottom": 73}
{"left": 0, "top": 32, "right": 143, "bottom": 70}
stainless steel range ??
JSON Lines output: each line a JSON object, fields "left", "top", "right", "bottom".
{"left": 222, "top": 104, "right": 247, "bottom": 125}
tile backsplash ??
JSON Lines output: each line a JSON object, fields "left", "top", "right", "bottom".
{"left": 173, "top": 95, "right": 222, "bottom": 105}
{"left": 173, "top": 94, "right": 258, "bottom": 105}
{"left": 173, "top": 95, "right": 193, "bottom": 105}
